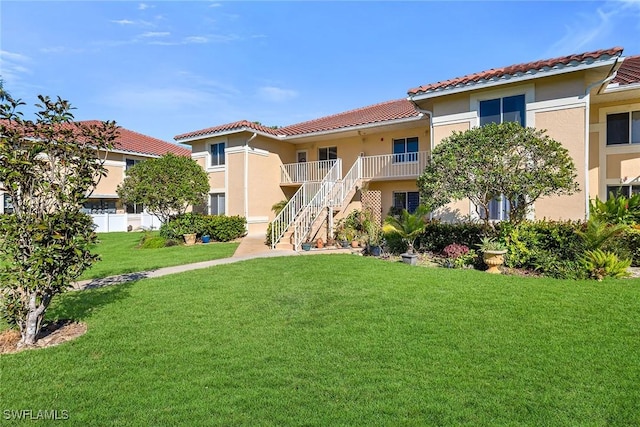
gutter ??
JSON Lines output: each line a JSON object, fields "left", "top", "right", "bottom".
{"left": 582, "top": 56, "right": 623, "bottom": 220}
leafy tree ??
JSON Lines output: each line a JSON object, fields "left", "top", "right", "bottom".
{"left": 0, "top": 94, "right": 118, "bottom": 347}
{"left": 418, "top": 122, "right": 579, "bottom": 225}
{"left": 117, "top": 153, "right": 209, "bottom": 224}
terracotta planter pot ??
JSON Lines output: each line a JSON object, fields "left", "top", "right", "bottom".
{"left": 483, "top": 250, "right": 507, "bottom": 274}
{"left": 183, "top": 233, "right": 197, "bottom": 246}
{"left": 351, "top": 240, "right": 359, "bottom": 248}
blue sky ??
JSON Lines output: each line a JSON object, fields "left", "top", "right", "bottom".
{"left": 1, "top": 1, "right": 640, "bottom": 143}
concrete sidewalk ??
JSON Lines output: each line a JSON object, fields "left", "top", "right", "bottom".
{"left": 73, "top": 234, "right": 355, "bottom": 291}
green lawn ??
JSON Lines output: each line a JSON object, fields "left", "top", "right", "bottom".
{"left": 2, "top": 255, "right": 640, "bottom": 425}
{"left": 79, "top": 232, "right": 239, "bottom": 279}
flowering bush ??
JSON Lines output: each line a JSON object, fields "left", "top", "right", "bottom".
{"left": 442, "top": 243, "right": 470, "bottom": 259}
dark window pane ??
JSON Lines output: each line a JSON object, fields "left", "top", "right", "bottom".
{"left": 328, "top": 146, "right": 337, "bottom": 160}
{"left": 480, "top": 98, "right": 501, "bottom": 126}
{"left": 632, "top": 111, "right": 640, "bottom": 144}
{"left": 393, "top": 192, "right": 406, "bottom": 209}
{"left": 488, "top": 197, "right": 501, "bottom": 220}
{"left": 606, "top": 186, "right": 628, "bottom": 199}
{"left": 393, "top": 140, "right": 405, "bottom": 154}
{"left": 607, "top": 113, "right": 629, "bottom": 145}
{"left": 503, "top": 94, "right": 525, "bottom": 126}
{"left": 407, "top": 192, "right": 420, "bottom": 213}
{"left": 406, "top": 137, "right": 419, "bottom": 152}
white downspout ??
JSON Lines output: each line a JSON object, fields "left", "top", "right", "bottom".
{"left": 583, "top": 63, "right": 620, "bottom": 220}
{"left": 408, "top": 101, "right": 434, "bottom": 218}
{"left": 244, "top": 133, "right": 257, "bottom": 224}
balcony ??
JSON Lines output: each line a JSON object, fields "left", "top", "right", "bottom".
{"left": 279, "top": 152, "right": 430, "bottom": 184}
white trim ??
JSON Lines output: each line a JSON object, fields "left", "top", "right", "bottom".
{"left": 409, "top": 56, "right": 620, "bottom": 101}
{"left": 191, "top": 152, "right": 207, "bottom": 160}
{"left": 247, "top": 216, "right": 269, "bottom": 224}
{"left": 528, "top": 96, "right": 586, "bottom": 113}
{"left": 225, "top": 145, "right": 270, "bottom": 157}
{"left": 103, "top": 160, "right": 125, "bottom": 167}
{"left": 432, "top": 111, "right": 476, "bottom": 126}
{"left": 603, "top": 82, "right": 640, "bottom": 94}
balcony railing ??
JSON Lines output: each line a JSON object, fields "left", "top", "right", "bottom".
{"left": 280, "top": 160, "right": 338, "bottom": 184}
{"left": 360, "top": 151, "right": 429, "bottom": 180}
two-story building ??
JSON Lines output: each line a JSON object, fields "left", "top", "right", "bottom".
{"left": 175, "top": 47, "right": 640, "bottom": 250}
{"left": 1, "top": 121, "right": 191, "bottom": 232}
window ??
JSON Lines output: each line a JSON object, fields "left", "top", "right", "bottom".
{"left": 478, "top": 94, "right": 525, "bottom": 220}
{"left": 606, "top": 185, "right": 640, "bottom": 199}
{"left": 125, "top": 158, "right": 141, "bottom": 171}
{"left": 393, "top": 137, "right": 419, "bottom": 162}
{"left": 3, "top": 194, "right": 13, "bottom": 214}
{"left": 480, "top": 94, "right": 525, "bottom": 126}
{"left": 318, "top": 146, "right": 337, "bottom": 161}
{"left": 82, "top": 199, "right": 117, "bottom": 214}
{"left": 210, "top": 142, "right": 226, "bottom": 167}
{"left": 393, "top": 191, "right": 420, "bottom": 214}
{"left": 125, "top": 203, "right": 144, "bottom": 214}
{"left": 606, "top": 111, "right": 640, "bottom": 145}
{"left": 210, "top": 193, "right": 225, "bottom": 215}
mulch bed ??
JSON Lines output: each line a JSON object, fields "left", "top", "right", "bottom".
{"left": 0, "top": 320, "right": 87, "bottom": 355}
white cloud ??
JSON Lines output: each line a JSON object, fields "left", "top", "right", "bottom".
{"left": 258, "top": 86, "right": 298, "bottom": 103}
{"left": 111, "top": 19, "right": 135, "bottom": 25}
{"left": 140, "top": 32, "right": 170, "bottom": 38}
{"left": 0, "top": 50, "right": 32, "bottom": 85}
{"left": 184, "top": 36, "right": 209, "bottom": 44}
{"left": 209, "top": 3, "right": 222, "bottom": 7}
{"left": 138, "top": 3, "right": 154, "bottom": 11}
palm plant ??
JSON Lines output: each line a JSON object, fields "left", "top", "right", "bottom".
{"left": 382, "top": 206, "right": 429, "bottom": 254}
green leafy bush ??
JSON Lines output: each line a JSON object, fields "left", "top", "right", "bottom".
{"left": 590, "top": 193, "right": 640, "bottom": 225}
{"left": 138, "top": 232, "right": 169, "bottom": 249}
{"left": 417, "top": 221, "right": 487, "bottom": 253}
{"left": 582, "top": 249, "right": 631, "bottom": 280}
{"left": 618, "top": 227, "right": 640, "bottom": 266}
{"left": 160, "top": 213, "right": 207, "bottom": 240}
{"left": 202, "top": 215, "right": 246, "bottom": 242}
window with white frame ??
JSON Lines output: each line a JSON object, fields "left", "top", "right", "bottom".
{"left": 125, "top": 158, "right": 142, "bottom": 171}
{"left": 318, "top": 146, "right": 337, "bottom": 161}
{"left": 210, "top": 193, "right": 225, "bottom": 215}
{"left": 210, "top": 142, "right": 226, "bottom": 167}
{"left": 606, "top": 111, "right": 640, "bottom": 145}
{"left": 478, "top": 93, "right": 526, "bottom": 220}
{"left": 3, "top": 194, "right": 13, "bottom": 214}
{"left": 606, "top": 185, "right": 640, "bottom": 199}
{"left": 393, "top": 191, "right": 420, "bottom": 214}
{"left": 479, "top": 94, "right": 525, "bottom": 127}
{"left": 393, "top": 137, "right": 419, "bottom": 163}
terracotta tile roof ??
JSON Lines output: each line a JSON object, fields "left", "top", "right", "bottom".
{"left": 174, "top": 120, "right": 281, "bottom": 141}
{"left": 408, "top": 47, "right": 624, "bottom": 96}
{"left": 278, "top": 99, "right": 421, "bottom": 136}
{"left": 613, "top": 55, "right": 640, "bottom": 85}
{"left": 80, "top": 121, "right": 191, "bottom": 157}
{"left": 174, "top": 99, "right": 422, "bottom": 141}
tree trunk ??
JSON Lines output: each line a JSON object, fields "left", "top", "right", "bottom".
{"left": 18, "top": 292, "right": 49, "bottom": 348}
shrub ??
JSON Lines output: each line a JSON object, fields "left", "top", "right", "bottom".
{"left": 442, "top": 243, "right": 470, "bottom": 259}
{"left": 160, "top": 213, "right": 207, "bottom": 241}
{"left": 582, "top": 249, "right": 631, "bottom": 280}
{"left": 138, "top": 232, "right": 169, "bottom": 249}
{"left": 618, "top": 226, "right": 640, "bottom": 266}
{"left": 202, "top": 215, "right": 246, "bottom": 242}
{"left": 417, "top": 221, "right": 487, "bottom": 253}
{"left": 590, "top": 192, "right": 640, "bottom": 225}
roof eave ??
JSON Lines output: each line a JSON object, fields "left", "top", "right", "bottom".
{"left": 408, "top": 56, "right": 621, "bottom": 101}
{"left": 282, "top": 115, "right": 425, "bottom": 140}
{"left": 175, "top": 127, "right": 282, "bottom": 144}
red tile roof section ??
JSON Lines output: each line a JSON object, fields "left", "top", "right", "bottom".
{"left": 613, "top": 55, "right": 640, "bottom": 85}
{"left": 81, "top": 120, "right": 190, "bottom": 157}
{"left": 174, "top": 99, "right": 422, "bottom": 141}
{"left": 174, "top": 120, "right": 281, "bottom": 141}
{"left": 278, "top": 99, "right": 420, "bottom": 136}
{"left": 408, "top": 47, "right": 624, "bottom": 96}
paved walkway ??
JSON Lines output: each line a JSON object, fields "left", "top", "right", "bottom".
{"left": 72, "top": 234, "right": 354, "bottom": 291}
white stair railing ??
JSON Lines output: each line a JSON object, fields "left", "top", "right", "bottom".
{"left": 270, "top": 181, "right": 321, "bottom": 249}
{"left": 292, "top": 159, "right": 342, "bottom": 250}
{"left": 280, "top": 160, "right": 337, "bottom": 184}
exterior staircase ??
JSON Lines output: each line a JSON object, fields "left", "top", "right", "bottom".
{"left": 271, "top": 152, "right": 429, "bottom": 251}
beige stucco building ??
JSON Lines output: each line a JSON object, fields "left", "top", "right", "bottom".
{"left": 175, "top": 47, "right": 640, "bottom": 250}
{"left": 1, "top": 122, "right": 190, "bottom": 231}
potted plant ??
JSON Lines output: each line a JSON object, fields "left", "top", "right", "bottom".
{"left": 478, "top": 237, "right": 507, "bottom": 274}
{"left": 301, "top": 240, "right": 313, "bottom": 251}
{"left": 335, "top": 222, "right": 350, "bottom": 248}
{"left": 365, "top": 220, "right": 383, "bottom": 256}
{"left": 382, "top": 206, "right": 429, "bottom": 265}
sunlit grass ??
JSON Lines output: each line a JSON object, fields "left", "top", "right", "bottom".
{"left": 2, "top": 255, "right": 640, "bottom": 425}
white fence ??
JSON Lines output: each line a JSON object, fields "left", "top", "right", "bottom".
{"left": 91, "top": 213, "right": 163, "bottom": 233}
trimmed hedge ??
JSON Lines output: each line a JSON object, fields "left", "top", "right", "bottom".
{"left": 160, "top": 213, "right": 246, "bottom": 242}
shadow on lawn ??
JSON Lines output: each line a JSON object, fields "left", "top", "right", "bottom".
{"left": 47, "top": 281, "right": 136, "bottom": 323}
